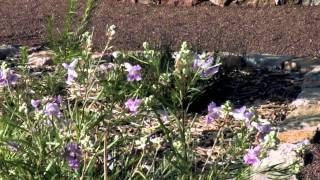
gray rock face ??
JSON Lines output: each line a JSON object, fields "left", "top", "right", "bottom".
{"left": 0, "top": 45, "right": 19, "bottom": 60}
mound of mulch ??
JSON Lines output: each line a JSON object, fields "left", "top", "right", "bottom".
{"left": 299, "top": 131, "right": 320, "bottom": 179}
{"left": 1, "top": 0, "right": 320, "bottom": 57}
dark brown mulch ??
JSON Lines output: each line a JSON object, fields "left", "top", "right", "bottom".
{"left": 189, "top": 66, "right": 303, "bottom": 123}
{"left": 1, "top": 0, "right": 320, "bottom": 57}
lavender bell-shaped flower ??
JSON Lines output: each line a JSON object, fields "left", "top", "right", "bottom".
{"left": 243, "top": 145, "right": 261, "bottom": 166}
{"left": 206, "top": 102, "right": 221, "bottom": 123}
{"left": 43, "top": 102, "right": 62, "bottom": 118}
{"left": 125, "top": 98, "right": 142, "bottom": 113}
{"left": 64, "top": 143, "right": 82, "bottom": 170}
{"left": 31, "top": 99, "right": 41, "bottom": 108}
{"left": 192, "top": 55, "right": 219, "bottom": 78}
{"left": 62, "top": 58, "right": 78, "bottom": 85}
{"left": 232, "top": 106, "right": 254, "bottom": 128}
{"left": 0, "top": 69, "right": 18, "bottom": 87}
{"left": 124, "top": 62, "right": 142, "bottom": 82}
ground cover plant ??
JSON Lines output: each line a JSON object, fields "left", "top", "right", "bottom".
{"left": 0, "top": 0, "right": 303, "bottom": 179}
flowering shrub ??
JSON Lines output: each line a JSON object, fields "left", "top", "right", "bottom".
{"left": 0, "top": 25, "right": 292, "bottom": 179}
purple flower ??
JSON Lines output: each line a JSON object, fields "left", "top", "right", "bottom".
{"left": 0, "top": 69, "right": 18, "bottom": 86}
{"left": 43, "top": 102, "right": 62, "bottom": 117}
{"left": 64, "top": 143, "right": 82, "bottom": 170}
{"left": 244, "top": 145, "right": 261, "bottom": 166}
{"left": 62, "top": 59, "right": 78, "bottom": 85}
{"left": 99, "top": 63, "right": 114, "bottom": 71}
{"left": 256, "top": 124, "right": 272, "bottom": 138}
{"left": 124, "top": 62, "right": 142, "bottom": 82}
{"left": 192, "top": 56, "right": 219, "bottom": 78}
{"left": 201, "top": 66, "right": 219, "bottom": 78}
{"left": 192, "top": 56, "right": 201, "bottom": 70}
{"left": 200, "top": 56, "right": 214, "bottom": 69}
{"left": 232, "top": 106, "right": 254, "bottom": 128}
{"left": 232, "top": 106, "right": 252, "bottom": 121}
{"left": 31, "top": 99, "right": 41, "bottom": 108}
{"left": 206, "top": 102, "right": 221, "bottom": 123}
{"left": 125, "top": 98, "right": 142, "bottom": 113}
{"left": 54, "top": 95, "right": 63, "bottom": 105}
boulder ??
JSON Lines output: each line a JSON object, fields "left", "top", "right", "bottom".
{"left": 162, "top": 0, "right": 200, "bottom": 6}
{"left": 136, "top": 0, "right": 160, "bottom": 4}
{"left": 28, "top": 50, "right": 55, "bottom": 69}
{"left": 210, "top": 0, "right": 233, "bottom": 6}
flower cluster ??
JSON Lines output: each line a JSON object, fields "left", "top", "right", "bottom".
{"left": 124, "top": 62, "right": 142, "bottom": 82}
{"left": 205, "top": 101, "right": 275, "bottom": 166}
{"left": 31, "top": 96, "right": 63, "bottom": 118}
{"left": 64, "top": 143, "right": 82, "bottom": 170}
{"left": 62, "top": 58, "right": 79, "bottom": 85}
{"left": 0, "top": 63, "right": 18, "bottom": 87}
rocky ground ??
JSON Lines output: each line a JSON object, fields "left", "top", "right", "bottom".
{"left": 1, "top": 0, "right": 320, "bottom": 57}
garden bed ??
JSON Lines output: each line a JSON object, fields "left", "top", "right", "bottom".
{"left": 1, "top": 0, "right": 320, "bottom": 178}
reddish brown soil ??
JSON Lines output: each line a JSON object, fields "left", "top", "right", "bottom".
{"left": 1, "top": 0, "right": 320, "bottom": 57}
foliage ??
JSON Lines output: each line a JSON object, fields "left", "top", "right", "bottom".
{"left": 47, "top": 0, "right": 97, "bottom": 60}
{"left": 0, "top": 1, "right": 297, "bottom": 178}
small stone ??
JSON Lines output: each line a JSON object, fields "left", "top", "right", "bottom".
{"left": 288, "top": 58, "right": 319, "bottom": 74}
{"left": 283, "top": 61, "right": 299, "bottom": 72}
{"left": 118, "top": 0, "right": 137, "bottom": 3}
{"left": 28, "top": 50, "right": 55, "bottom": 69}
{"left": 0, "top": 45, "right": 19, "bottom": 60}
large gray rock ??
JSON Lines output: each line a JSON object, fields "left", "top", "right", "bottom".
{"left": 0, "top": 45, "right": 19, "bottom": 60}
{"left": 245, "top": 54, "right": 294, "bottom": 71}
